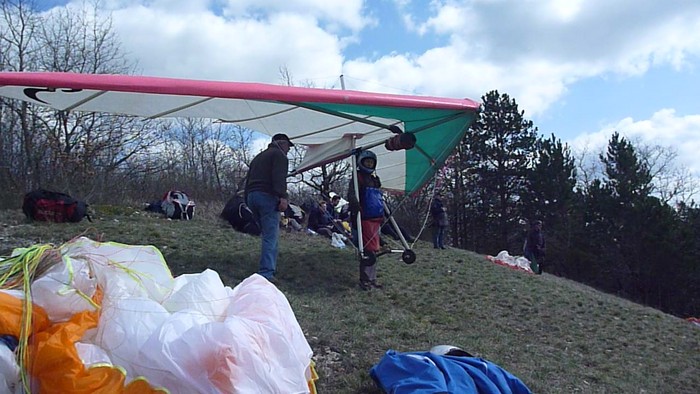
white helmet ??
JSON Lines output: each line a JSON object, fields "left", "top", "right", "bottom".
{"left": 357, "top": 150, "right": 377, "bottom": 174}
{"left": 429, "top": 345, "right": 472, "bottom": 357}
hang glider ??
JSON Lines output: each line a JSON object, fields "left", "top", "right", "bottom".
{"left": 0, "top": 72, "right": 479, "bottom": 194}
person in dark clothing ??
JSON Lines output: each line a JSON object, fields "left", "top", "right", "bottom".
{"left": 245, "top": 133, "right": 294, "bottom": 282}
{"left": 308, "top": 200, "right": 334, "bottom": 238}
{"left": 327, "top": 194, "right": 353, "bottom": 235}
{"left": 523, "top": 220, "right": 546, "bottom": 274}
{"left": 328, "top": 194, "right": 341, "bottom": 219}
{"left": 329, "top": 193, "right": 353, "bottom": 223}
{"left": 430, "top": 193, "right": 449, "bottom": 249}
{"left": 348, "top": 149, "right": 385, "bottom": 290}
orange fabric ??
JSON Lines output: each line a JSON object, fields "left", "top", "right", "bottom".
{"left": 125, "top": 378, "right": 168, "bottom": 393}
{"left": 28, "top": 310, "right": 101, "bottom": 392}
{"left": 0, "top": 292, "right": 50, "bottom": 337}
{"left": 0, "top": 288, "right": 163, "bottom": 393}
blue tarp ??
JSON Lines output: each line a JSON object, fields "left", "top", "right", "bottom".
{"left": 370, "top": 350, "right": 532, "bottom": 394}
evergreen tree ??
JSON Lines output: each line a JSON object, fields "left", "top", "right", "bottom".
{"left": 600, "top": 132, "right": 652, "bottom": 204}
{"left": 447, "top": 140, "right": 485, "bottom": 251}
{"left": 673, "top": 202, "right": 700, "bottom": 316}
{"left": 578, "top": 133, "right": 684, "bottom": 312}
{"left": 525, "top": 134, "right": 577, "bottom": 225}
{"left": 452, "top": 90, "right": 538, "bottom": 253}
{"left": 523, "top": 134, "right": 578, "bottom": 274}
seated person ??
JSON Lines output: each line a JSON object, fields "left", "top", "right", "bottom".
{"left": 327, "top": 195, "right": 340, "bottom": 219}
{"left": 328, "top": 193, "right": 351, "bottom": 222}
{"left": 338, "top": 204, "right": 351, "bottom": 221}
{"left": 327, "top": 194, "right": 353, "bottom": 235}
{"left": 283, "top": 203, "right": 304, "bottom": 232}
{"left": 307, "top": 200, "right": 334, "bottom": 238}
{"left": 281, "top": 211, "right": 303, "bottom": 232}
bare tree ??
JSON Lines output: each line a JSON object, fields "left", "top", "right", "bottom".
{"left": 297, "top": 159, "right": 351, "bottom": 196}
{"left": 38, "top": 1, "right": 134, "bottom": 74}
{"left": 29, "top": 2, "right": 164, "bottom": 199}
{"left": 0, "top": 0, "right": 40, "bottom": 72}
{"left": 573, "top": 142, "right": 604, "bottom": 193}
{"left": 574, "top": 135, "right": 699, "bottom": 206}
{"left": 0, "top": 0, "right": 44, "bottom": 195}
{"left": 161, "top": 119, "right": 256, "bottom": 199}
{"left": 635, "top": 141, "right": 699, "bottom": 205}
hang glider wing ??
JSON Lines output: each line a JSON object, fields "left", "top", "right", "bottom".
{"left": 0, "top": 72, "right": 479, "bottom": 194}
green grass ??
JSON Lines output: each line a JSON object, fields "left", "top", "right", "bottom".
{"left": 1, "top": 206, "right": 699, "bottom": 393}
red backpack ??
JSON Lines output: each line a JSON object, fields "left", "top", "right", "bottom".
{"left": 22, "top": 189, "right": 91, "bottom": 223}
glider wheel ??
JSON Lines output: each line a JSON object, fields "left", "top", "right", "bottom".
{"left": 360, "top": 251, "right": 377, "bottom": 267}
{"left": 401, "top": 249, "right": 416, "bottom": 264}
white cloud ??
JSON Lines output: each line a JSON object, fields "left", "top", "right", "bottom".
{"left": 546, "top": 0, "right": 584, "bottom": 22}
{"left": 250, "top": 136, "right": 270, "bottom": 156}
{"left": 354, "top": 0, "right": 700, "bottom": 116}
{"left": 49, "top": 0, "right": 700, "bottom": 161}
{"left": 220, "top": 0, "right": 371, "bottom": 32}
{"left": 419, "top": 4, "right": 471, "bottom": 36}
{"left": 570, "top": 109, "right": 700, "bottom": 174}
{"left": 343, "top": 49, "right": 585, "bottom": 115}
{"left": 57, "top": 0, "right": 700, "bottom": 118}
{"left": 104, "top": 4, "right": 345, "bottom": 82}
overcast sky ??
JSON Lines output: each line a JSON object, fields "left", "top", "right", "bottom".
{"left": 41, "top": 0, "right": 700, "bottom": 174}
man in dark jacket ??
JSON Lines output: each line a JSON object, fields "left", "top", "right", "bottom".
{"left": 523, "top": 220, "right": 546, "bottom": 274}
{"left": 245, "top": 133, "right": 294, "bottom": 282}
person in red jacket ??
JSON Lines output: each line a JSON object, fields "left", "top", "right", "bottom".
{"left": 348, "top": 150, "right": 385, "bottom": 290}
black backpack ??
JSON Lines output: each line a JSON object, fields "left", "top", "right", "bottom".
{"left": 220, "top": 195, "right": 260, "bottom": 235}
{"left": 22, "top": 189, "right": 91, "bottom": 223}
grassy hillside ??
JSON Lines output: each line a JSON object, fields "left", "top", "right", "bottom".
{"left": 1, "top": 205, "right": 698, "bottom": 393}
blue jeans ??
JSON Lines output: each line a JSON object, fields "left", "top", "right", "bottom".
{"left": 247, "top": 191, "right": 280, "bottom": 279}
{"left": 433, "top": 226, "right": 446, "bottom": 248}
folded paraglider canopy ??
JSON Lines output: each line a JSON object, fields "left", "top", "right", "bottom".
{"left": 0, "top": 237, "right": 317, "bottom": 393}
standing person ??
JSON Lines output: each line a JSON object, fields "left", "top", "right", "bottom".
{"left": 523, "top": 220, "right": 546, "bottom": 274}
{"left": 430, "top": 193, "right": 449, "bottom": 249}
{"left": 245, "top": 133, "right": 294, "bottom": 282}
{"left": 348, "top": 150, "right": 385, "bottom": 290}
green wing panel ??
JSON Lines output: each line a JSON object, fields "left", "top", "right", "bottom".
{"left": 311, "top": 102, "right": 476, "bottom": 194}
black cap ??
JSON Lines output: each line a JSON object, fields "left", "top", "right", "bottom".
{"left": 272, "top": 133, "right": 295, "bottom": 147}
